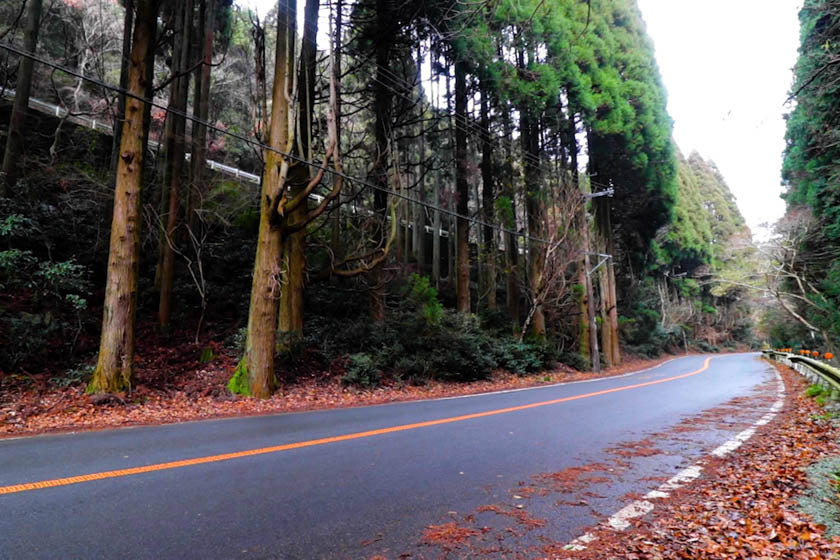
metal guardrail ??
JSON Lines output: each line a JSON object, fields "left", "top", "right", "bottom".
{"left": 762, "top": 350, "right": 840, "bottom": 395}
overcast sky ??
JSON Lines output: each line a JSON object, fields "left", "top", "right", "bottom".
{"left": 636, "top": 0, "right": 803, "bottom": 239}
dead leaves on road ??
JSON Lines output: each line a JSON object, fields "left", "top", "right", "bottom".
{"left": 550, "top": 364, "right": 840, "bottom": 559}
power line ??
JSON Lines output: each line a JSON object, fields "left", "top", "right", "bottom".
{"left": 0, "top": 41, "right": 555, "bottom": 244}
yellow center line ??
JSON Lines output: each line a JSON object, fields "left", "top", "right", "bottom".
{"left": 0, "top": 357, "right": 712, "bottom": 496}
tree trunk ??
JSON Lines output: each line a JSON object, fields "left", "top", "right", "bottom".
{"left": 596, "top": 196, "right": 621, "bottom": 366}
{"left": 432, "top": 158, "right": 441, "bottom": 288}
{"left": 413, "top": 40, "right": 426, "bottom": 274}
{"left": 566, "top": 116, "right": 590, "bottom": 363}
{"left": 501, "top": 104, "right": 519, "bottom": 327}
{"left": 480, "top": 88, "right": 496, "bottom": 310}
{"left": 520, "top": 103, "right": 545, "bottom": 338}
{"left": 87, "top": 0, "right": 158, "bottom": 394}
{"left": 279, "top": 0, "right": 318, "bottom": 339}
{"left": 1, "top": 0, "right": 43, "bottom": 193}
{"left": 584, "top": 249, "right": 600, "bottom": 372}
{"left": 188, "top": 0, "right": 214, "bottom": 231}
{"left": 229, "top": 0, "right": 295, "bottom": 398}
{"left": 431, "top": 44, "right": 440, "bottom": 288}
{"left": 599, "top": 259, "right": 613, "bottom": 368}
{"left": 607, "top": 233, "right": 621, "bottom": 365}
{"left": 454, "top": 58, "right": 470, "bottom": 313}
{"left": 577, "top": 262, "right": 590, "bottom": 362}
{"left": 158, "top": 0, "right": 193, "bottom": 331}
{"left": 110, "top": 0, "right": 134, "bottom": 176}
{"left": 367, "top": 0, "right": 392, "bottom": 321}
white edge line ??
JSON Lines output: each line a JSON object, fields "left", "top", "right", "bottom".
{"left": 564, "top": 364, "right": 786, "bottom": 552}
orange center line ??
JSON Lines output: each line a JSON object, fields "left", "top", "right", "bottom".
{"left": 0, "top": 357, "right": 712, "bottom": 496}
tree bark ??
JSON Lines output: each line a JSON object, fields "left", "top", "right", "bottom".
{"left": 188, "top": 0, "right": 215, "bottom": 231}
{"left": 584, "top": 248, "right": 600, "bottom": 372}
{"left": 596, "top": 196, "right": 621, "bottom": 366}
{"left": 158, "top": 0, "right": 194, "bottom": 331}
{"left": 367, "top": 0, "right": 393, "bottom": 321}
{"left": 599, "top": 257, "right": 613, "bottom": 368}
{"left": 520, "top": 105, "right": 545, "bottom": 338}
{"left": 566, "top": 117, "right": 590, "bottom": 364}
{"left": 110, "top": 0, "right": 134, "bottom": 176}
{"left": 279, "top": 0, "right": 318, "bottom": 339}
{"left": 230, "top": 0, "right": 295, "bottom": 398}
{"left": 413, "top": 40, "right": 426, "bottom": 274}
{"left": 87, "top": 0, "right": 158, "bottom": 394}
{"left": 501, "top": 103, "right": 519, "bottom": 327}
{"left": 2, "top": 0, "right": 43, "bottom": 193}
{"left": 480, "top": 88, "right": 496, "bottom": 310}
{"left": 454, "top": 58, "right": 470, "bottom": 313}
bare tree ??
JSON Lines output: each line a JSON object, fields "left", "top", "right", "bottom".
{"left": 520, "top": 188, "right": 583, "bottom": 342}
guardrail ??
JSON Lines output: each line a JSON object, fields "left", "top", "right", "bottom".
{"left": 762, "top": 350, "right": 840, "bottom": 395}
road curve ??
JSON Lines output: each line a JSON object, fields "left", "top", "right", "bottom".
{"left": 0, "top": 353, "right": 778, "bottom": 559}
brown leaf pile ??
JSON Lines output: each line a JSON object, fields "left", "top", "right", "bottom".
{"left": 549, "top": 363, "right": 840, "bottom": 559}
{"left": 0, "top": 341, "right": 678, "bottom": 438}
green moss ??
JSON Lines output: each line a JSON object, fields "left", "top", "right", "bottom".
{"left": 198, "top": 347, "right": 216, "bottom": 363}
{"left": 227, "top": 358, "right": 252, "bottom": 396}
{"left": 85, "top": 364, "right": 130, "bottom": 394}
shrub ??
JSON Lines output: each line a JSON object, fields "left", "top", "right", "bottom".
{"left": 806, "top": 384, "right": 827, "bottom": 398}
{"left": 492, "top": 339, "right": 543, "bottom": 375}
{"left": 558, "top": 351, "right": 589, "bottom": 371}
{"left": 342, "top": 353, "right": 381, "bottom": 387}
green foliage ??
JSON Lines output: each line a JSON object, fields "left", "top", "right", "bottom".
{"left": 619, "top": 279, "right": 683, "bottom": 357}
{"left": 779, "top": 1, "right": 840, "bottom": 352}
{"left": 491, "top": 339, "right": 543, "bottom": 374}
{"left": 0, "top": 180, "right": 96, "bottom": 371}
{"left": 50, "top": 363, "right": 94, "bottom": 388}
{"left": 298, "top": 286, "right": 550, "bottom": 387}
{"left": 342, "top": 353, "right": 381, "bottom": 388}
{"left": 403, "top": 274, "right": 443, "bottom": 325}
{"left": 807, "top": 384, "right": 828, "bottom": 398}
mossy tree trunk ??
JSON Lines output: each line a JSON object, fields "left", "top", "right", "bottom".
{"left": 88, "top": 0, "right": 158, "bottom": 394}
{"left": 229, "top": 0, "right": 295, "bottom": 398}
{"left": 1, "top": 0, "right": 43, "bottom": 193}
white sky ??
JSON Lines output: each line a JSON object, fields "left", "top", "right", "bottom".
{"left": 636, "top": 0, "right": 803, "bottom": 239}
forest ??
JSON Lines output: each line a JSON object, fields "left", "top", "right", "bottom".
{"left": 0, "top": 0, "right": 792, "bottom": 403}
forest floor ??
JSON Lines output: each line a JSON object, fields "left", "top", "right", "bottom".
{"left": 0, "top": 327, "right": 684, "bottom": 438}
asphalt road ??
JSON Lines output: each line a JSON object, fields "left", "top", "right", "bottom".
{"left": 0, "top": 353, "right": 779, "bottom": 559}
